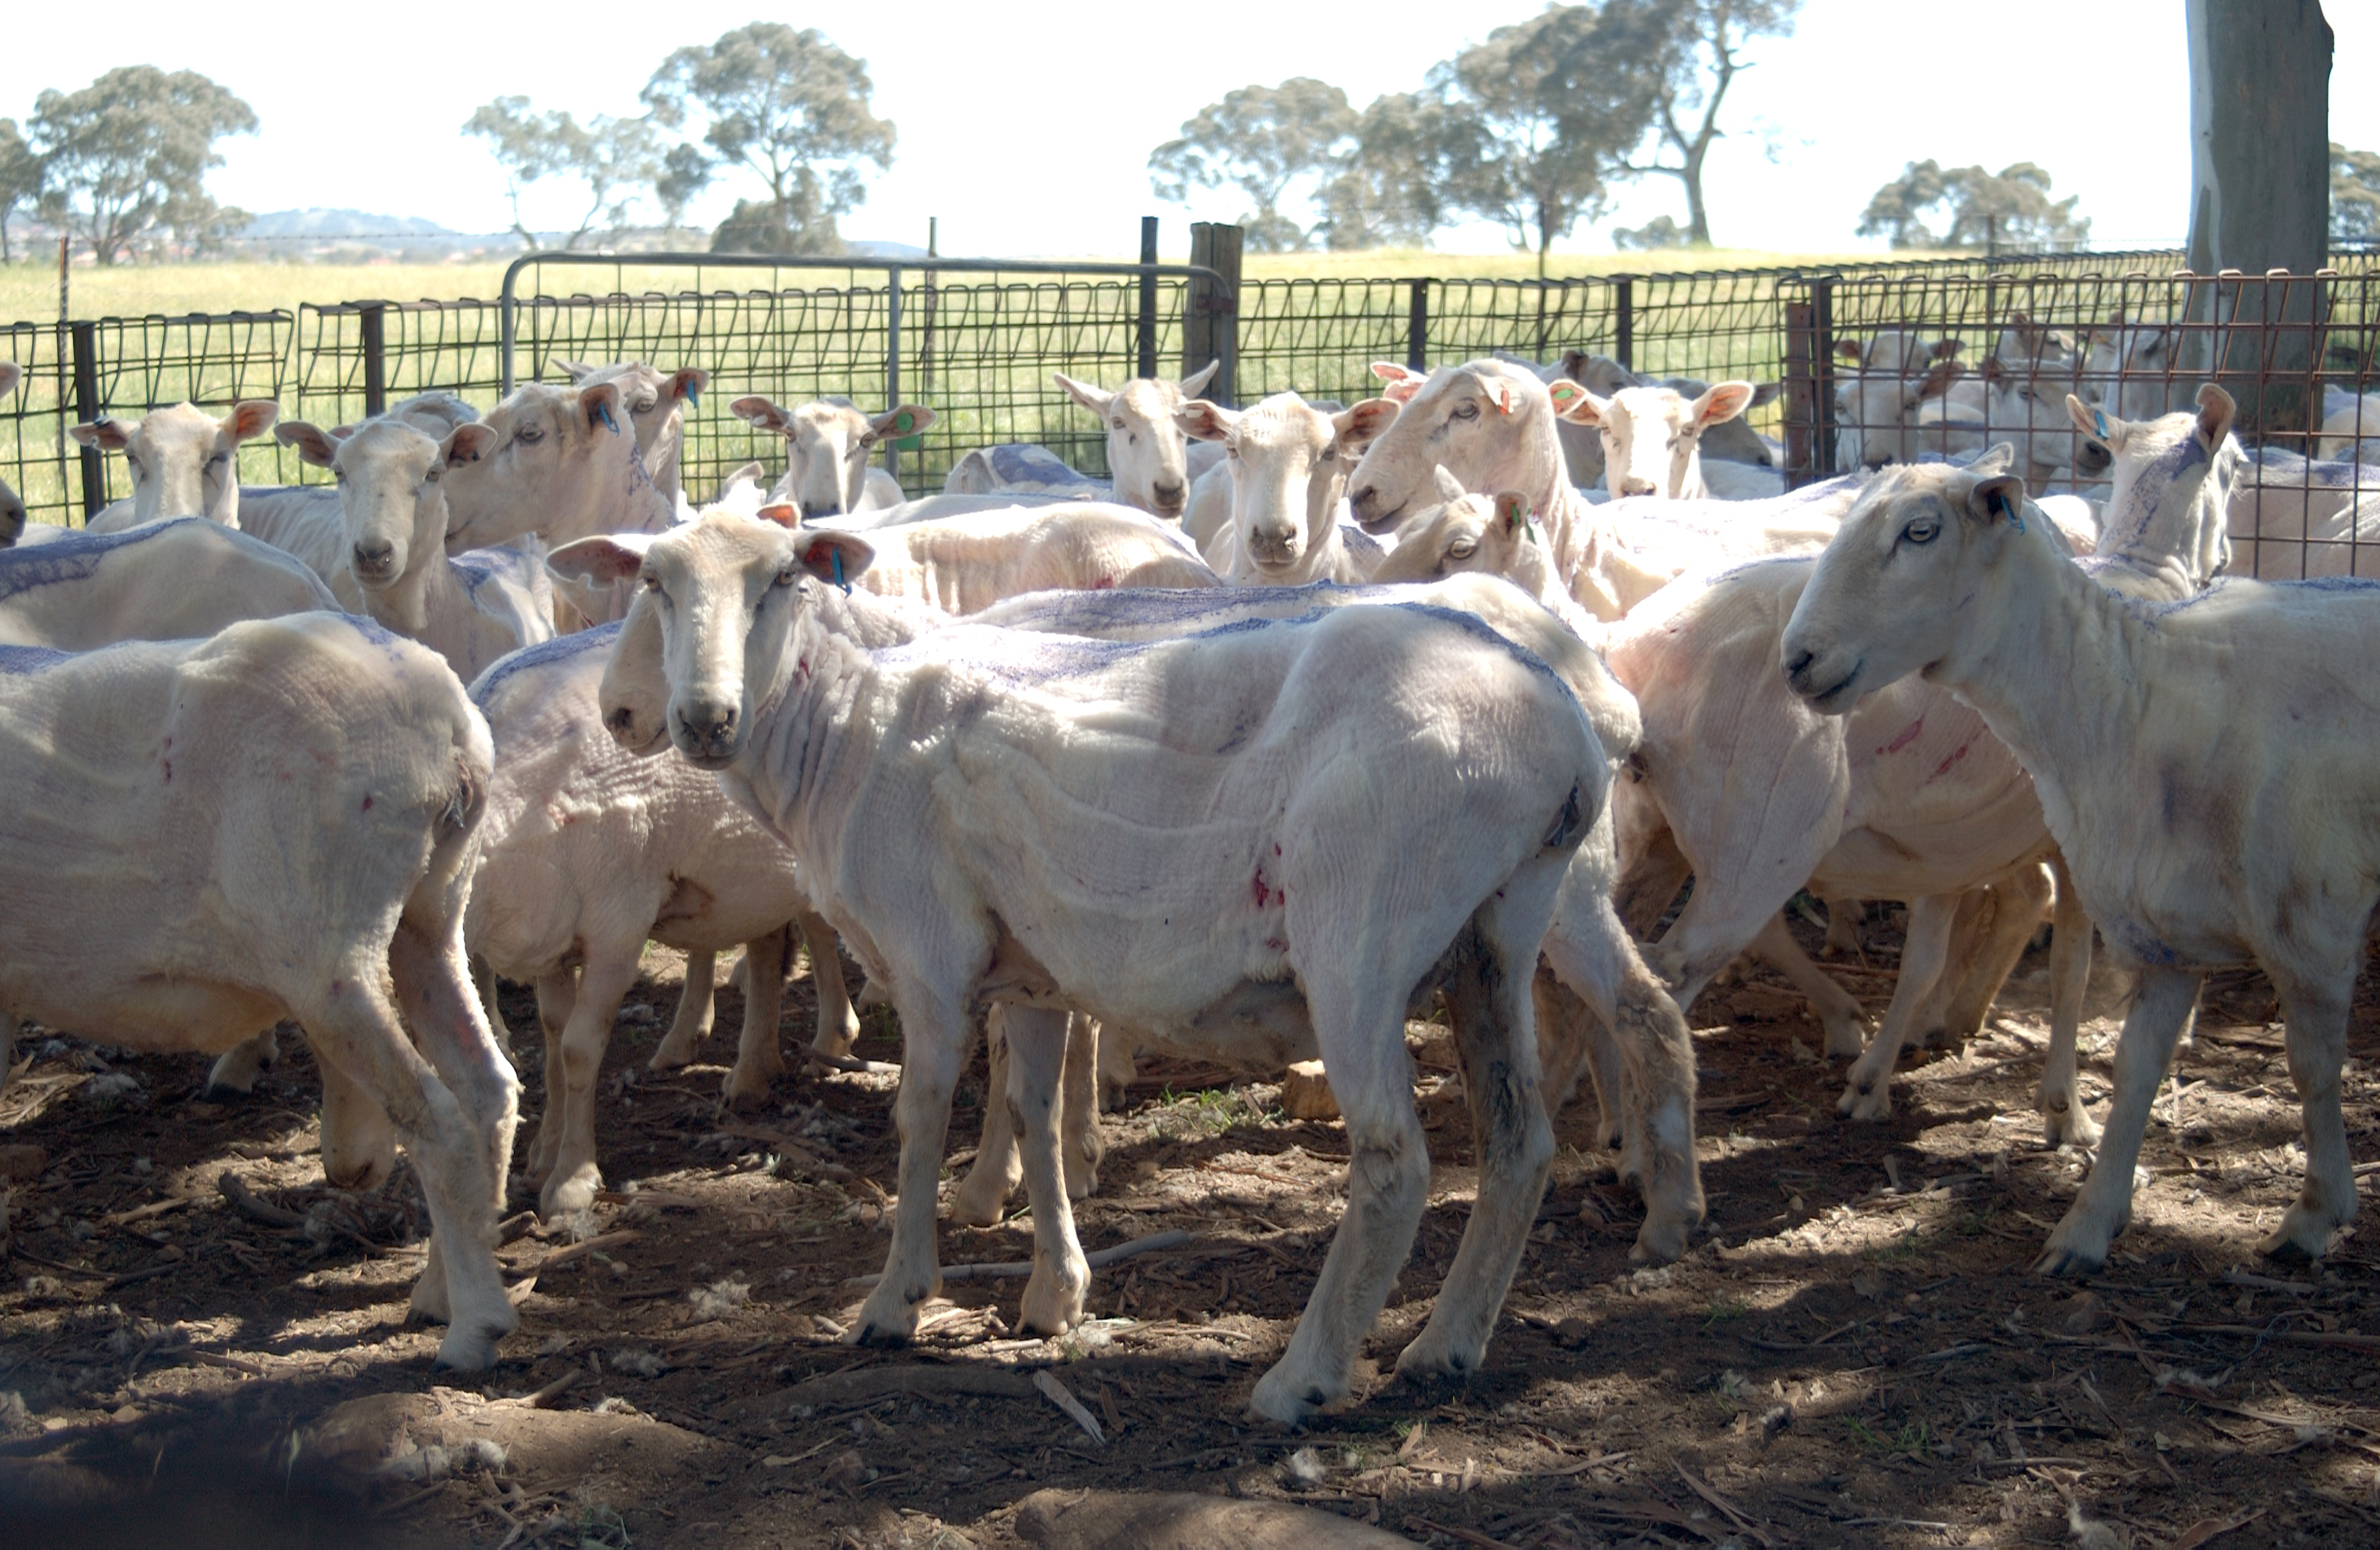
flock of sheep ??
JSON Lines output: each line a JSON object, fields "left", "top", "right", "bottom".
{"left": 0, "top": 318, "right": 2373, "bottom": 1428}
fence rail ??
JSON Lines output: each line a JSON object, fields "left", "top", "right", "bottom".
{"left": 3, "top": 244, "right": 2374, "bottom": 539}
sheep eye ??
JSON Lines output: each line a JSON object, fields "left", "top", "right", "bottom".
{"left": 1226, "top": 445, "right": 1240, "bottom": 460}
{"left": 1448, "top": 536, "right": 1478, "bottom": 559}
{"left": 1111, "top": 417, "right": 1125, "bottom": 430}
{"left": 207, "top": 452, "right": 229, "bottom": 469}
{"left": 633, "top": 398, "right": 656, "bottom": 414}
{"left": 640, "top": 574, "right": 662, "bottom": 592}
{"left": 1451, "top": 402, "right": 1480, "bottom": 422}
{"left": 425, "top": 466, "right": 442, "bottom": 482}
{"left": 1903, "top": 518, "right": 1939, "bottom": 545}
{"left": 514, "top": 424, "right": 543, "bottom": 446}
{"left": 1319, "top": 446, "right": 1336, "bottom": 462}
{"left": 773, "top": 566, "right": 801, "bottom": 588}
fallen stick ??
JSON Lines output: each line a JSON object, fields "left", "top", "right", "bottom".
{"left": 1033, "top": 1369, "right": 1105, "bottom": 1445}
{"left": 2178, "top": 1323, "right": 2380, "bottom": 1352}
{"left": 844, "top": 1229, "right": 1197, "bottom": 1288}
{"left": 508, "top": 1368, "right": 588, "bottom": 1410}
{"left": 105, "top": 1197, "right": 196, "bottom": 1227}
{"left": 217, "top": 1171, "right": 306, "bottom": 1229}
{"left": 1675, "top": 1461, "right": 1773, "bottom": 1548}
{"left": 535, "top": 1229, "right": 643, "bottom": 1272}
{"left": 808, "top": 1051, "right": 900, "bottom": 1076}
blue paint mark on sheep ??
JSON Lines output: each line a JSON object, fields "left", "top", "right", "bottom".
{"left": 0, "top": 519, "right": 216, "bottom": 603}
{"left": 0, "top": 645, "right": 73, "bottom": 675}
{"left": 472, "top": 622, "right": 622, "bottom": 703}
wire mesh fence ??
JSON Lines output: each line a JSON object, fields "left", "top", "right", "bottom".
{"left": 2, "top": 246, "right": 2374, "bottom": 566}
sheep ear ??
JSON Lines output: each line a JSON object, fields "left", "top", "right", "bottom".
{"left": 1175, "top": 400, "right": 1237, "bottom": 443}
{"left": 1556, "top": 389, "right": 1610, "bottom": 427}
{"left": 228, "top": 399, "right": 280, "bottom": 441}
{"left": 1332, "top": 398, "right": 1399, "bottom": 453}
{"left": 1746, "top": 382, "right": 1781, "bottom": 409}
{"left": 1495, "top": 490, "right": 1530, "bottom": 534}
{"left": 276, "top": 421, "right": 341, "bottom": 469}
{"left": 869, "top": 404, "right": 934, "bottom": 441}
{"left": 1371, "top": 362, "right": 1427, "bottom": 404}
{"left": 2068, "top": 393, "right": 2122, "bottom": 449}
{"left": 2194, "top": 383, "right": 2235, "bottom": 449}
{"left": 798, "top": 527, "right": 876, "bottom": 584}
{"left": 1179, "top": 359, "right": 1221, "bottom": 397}
{"left": 442, "top": 423, "right": 499, "bottom": 466}
{"left": 0, "top": 362, "right": 19, "bottom": 398}
{"left": 70, "top": 417, "right": 133, "bottom": 452}
{"left": 1432, "top": 465, "right": 1467, "bottom": 504}
{"left": 754, "top": 502, "right": 799, "bottom": 529}
{"left": 730, "top": 396, "right": 792, "bottom": 434}
{"left": 547, "top": 532, "right": 654, "bottom": 585}
{"left": 578, "top": 380, "right": 623, "bottom": 435}
{"left": 666, "top": 367, "right": 708, "bottom": 408}
{"left": 1692, "top": 381, "right": 1756, "bottom": 428}
{"left": 1968, "top": 443, "right": 2018, "bottom": 477}
{"left": 1930, "top": 338, "right": 1963, "bottom": 362}
{"left": 1053, "top": 372, "right": 1114, "bottom": 418}
{"left": 1835, "top": 340, "right": 1865, "bottom": 367}
{"left": 1966, "top": 473, "right": 2027, "bottom": 529}
{"left": 555, "top": 360, "right": 595, "bottom": 381}
{"left": 1558, "top": 348, "right": 1592, "bottom": 382}
{"left": 1544, "top": 378, "right": 1588, "bottom": 417}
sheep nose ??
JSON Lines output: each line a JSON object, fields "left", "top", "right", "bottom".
{"left": 800, "top": 499, "right": 840, "bottom": 520}
{"left": 676, "top": 700, "right": 737, "bottom": 751}
{"left": 1783, "top": 648, "right": 1816, "bottom": 687}
{"left": 1151, "top": 479, "right": 1185, "bottom": 508}
{"left": 351, "top": 539, "right": 396, "bottom": 578}
{"left": 1620, "top": 477, "right": 1656, "bottom": 497}
{"left": 1348, "top": 483, "right": 1380, "bottom": 517}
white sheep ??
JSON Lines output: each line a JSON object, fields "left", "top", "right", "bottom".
{"left": 0, "top": 613, "right": 518, "bottom": 1368}
{"left": 728, "top": 395, "right": 933, "bottom": 520}
{"left": 571, "top": 511, "right": 1603, "bottom": 1424}
{"left": 1781, "top": 449, "right": 2371, "bottom": 1273}
{"left": 75, "top": 399, "right": 281, "bottom": 533}
{"left": 1555, "top": 378, "right": 1766, "bottom": 501}
{"left": 465, "top": 622, "right": 853, "bottom": 1218}
{"left": 1053, "top": 363, "right": 1221, "bottom": 518}
{"left": 556, "top": 359, "right": 708, "bottom": 515}
{"left": 276, "top": 417, "right": 556, "bottom": 683}
{"left": 1176, "top": 392, "right": 1398, "bottom": 584}
{"left": 0, "top": 518, "right": 338, "bottom": 648}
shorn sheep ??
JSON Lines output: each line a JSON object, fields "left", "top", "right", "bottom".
{"left": 1781, "top": 453, "right": 2372, "bottom": 1273}
{"left": 0, "top": 613, "right": 517, "bottom": 1366}
{"left": 572, "top": 510, "right": 1605, "bottom": 1424}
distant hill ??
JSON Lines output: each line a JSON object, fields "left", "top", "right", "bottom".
{"left": 241, "top": 210, "right": 464, "bottom": 240}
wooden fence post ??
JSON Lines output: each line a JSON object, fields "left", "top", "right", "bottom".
{"left": 1185, "top": 223, "right": 1242, "bottom": 408}
{"left": 1136, "top": 216, "right": 1160, "bottom": 380}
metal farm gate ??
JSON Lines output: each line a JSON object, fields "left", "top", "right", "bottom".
{"left": 3, "top": 239, "right": 2374, "bottom": 575}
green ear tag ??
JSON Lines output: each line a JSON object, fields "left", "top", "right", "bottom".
{"left": 894, "top": 412, "right": 915, "bottom": 434}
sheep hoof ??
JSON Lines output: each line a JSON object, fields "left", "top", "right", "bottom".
{"left": 1019, "top": 1263, "right": 1087, "bottom": 1337}
{"left": 948, "top": 1176, "right": 1012, "bottom": 1229}
{"left": 1838, "top": 1081, "right": 1890, "bottom": 1122}
{"left": 2042, "top": 1103, "right": 2100, "bottom": 1149}
{"left": 1248, "top": 1365, "right": 1333, "bottom": 1427}
{"left": 1823, "top": 1024, "right": 1870, "bottom": 1061}
{"left": 720, "top": 1069, "right": 775, "bottom": 1110}
{"left": 849, "top": 1286, "right": 923, "bottom": 1346}
{"left": 539, "top": 1163, "right": 601, "bottom": 1221}
{"left": 2259, "top": 1209, "right": 2339, "bottom": 1264}
{"left": 1393, "top": 1329, "right": 1477, "bottom": 1385}
{"left": 1631, "top": 1211, "right": 1692, "bottom": 1265}
{"left": 431, "top": 1317, "right": 513, "bottom": 1372}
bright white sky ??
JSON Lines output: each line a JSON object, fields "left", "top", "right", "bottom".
{"left": 6, "top": 2, "right": 2376, "bottom": 258}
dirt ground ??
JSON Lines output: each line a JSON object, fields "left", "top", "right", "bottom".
{"left": 4, "top": 909, "right": 2378, "bottom": 1549}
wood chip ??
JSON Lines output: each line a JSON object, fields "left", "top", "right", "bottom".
{"left": 846, "top": 1229, "right": 1195, "bottom": 1287}
{"left": 217, "top": 1171, "right": 305, "bottom": 1229}
{"left": 1032, "top": 1368, "right": 1104, "bottom": 1445}
{"left": 535, "top": 1229, "right": 643, "bottom": 1272}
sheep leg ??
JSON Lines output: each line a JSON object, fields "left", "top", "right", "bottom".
{"left": 850, "top": 987, "right": 971, "bottom": 1346}
{"left": 317, "top": 1038, "right": 398, "bottom": 1192}
{"left": 1917, "top": 869, "right": 2049, "bottom": 1049}
{"left": 2264, "top": 973, "right": 2359, "bottom": 1263}
{"left": 1249, "top": 971, "right": 1431, "bottom": 1426}
{"left": 472, "top": 955, "right": 513, "bottom": 1060}
{"left": 2038, "top": 854, "right": 2100, "bottom": 1148}
{"left": 1840, "top": 894, "right": 1960, "bottom": 1120}
{"left": 522, "top": 969, "right": 576, "bottom": 1182}
{"left": 297, "top": 962, "right": 517, "bottom": 1370}
{"left": 1749, "top": 915, "right": 1873, "bottom": 1059}
{"left": 204, "top": 1026, "right": 281, "bottom": 1096}
{"left": 2037, "top": 964, "right": 2204, "bottom": 1276}
{"left": 1534, "top": 966, "right": 1621, "bottom": 1152}
{"left": 651, "top": 949, "right": 718, "bottom": 1069}
{"left": 798, "top": 909, "right": 860, "bottom": 1058}
{"left": 950, "top": 1006, "right": 1023, "bottom": 1228}
{"left": 1611, "top": 811, "right": 1692, "bottom": 941}
{"left": 1395, "top": 900, "right": 1555, "bottom": 1388}
{"left": 1095, "top": 1021, "right": 1137, "bottom": 1112}
{"left": 724, "top": 925, "right": 791, "bottom": 1110}
{"left": 539, "top": 948, "right": 641, "bottom": 1220}
{"left": 1005, "top": 1004, "right": 1090, "bottom": 1336}
{"left": 1061, "top": 1014, "right": 1103, "bottom": 1201}
{"left": 1822, "top": 900, "right": 1864, "bottom": 957}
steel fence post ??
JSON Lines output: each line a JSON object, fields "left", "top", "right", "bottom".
{"left": 885, "top": 266, "right": 903, "bottom": 481}
{"left": 1137, "top": 216, "right": 1159, "bottom": 380}
{"left": 360, "top": 303, "right": 386, "bottom": 419}
{"left": 1614, "top": 277, "right": 1634, "bottom": 373}
{"left": 69, "top": 319, "right": 103, "bottom": 522}
{"left": 1407, "top": 281, "right": 1428, "bottom": 372}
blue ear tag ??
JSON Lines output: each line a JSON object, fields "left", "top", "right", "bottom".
{"left": 685, "top": 386, "right": 700, "bottom": 409}
{"left": 830, "top": 547, "right": 850, "bottom": 594}
{"left": 597, "top": 401, "right": 618, "bottom": 434}
{"left": 1991, "top": 491, "right": 2024, "bottom": 533}
{"left": 2093, "top": 409, "right": 2108, "bottom": 439}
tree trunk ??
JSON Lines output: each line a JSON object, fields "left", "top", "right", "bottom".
{"left": 1682, "top": 144, "right": 1712, "bottom": 247}
{"left": 2183, "top": 0, "right": 2333, "bottom": 437}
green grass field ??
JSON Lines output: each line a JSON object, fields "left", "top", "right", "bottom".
{"left": 0, "top": 246, "right": 1903, "bottom": 328}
